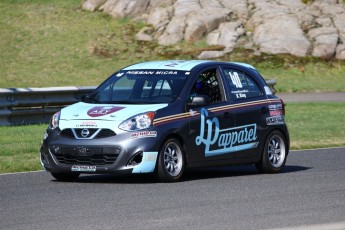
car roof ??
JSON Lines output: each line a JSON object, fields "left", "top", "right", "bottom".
{"left": 122, "top": 60, "right": 256, "bottom": 71}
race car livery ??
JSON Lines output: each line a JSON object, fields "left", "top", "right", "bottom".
{"left": 40, "top": 60, "right": 290, "bottom": 182}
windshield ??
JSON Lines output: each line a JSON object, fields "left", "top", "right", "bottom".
{"left": 88, "top": 70, "right": 189, "bottom": 104}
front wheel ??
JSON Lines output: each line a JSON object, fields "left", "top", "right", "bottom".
{"left": 51, "top": 172, "right": 80, "bottom": 182}
{"left": 157, "top": 138, "right": 185, "bottom": 182}
{"left": 256, "top": 130, "right": 288, "bottom": 173}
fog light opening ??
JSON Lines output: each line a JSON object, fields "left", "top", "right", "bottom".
{"left": 127, "top": 151, "right": 143, "bottom": 167}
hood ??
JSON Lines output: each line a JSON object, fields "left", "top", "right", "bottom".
{"left": 58, "top": 102, "right": 168, "bottom": 132}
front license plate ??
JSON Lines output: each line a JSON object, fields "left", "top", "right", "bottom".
{"left": 71, "top": 165, "right": 96, "bottom": 172}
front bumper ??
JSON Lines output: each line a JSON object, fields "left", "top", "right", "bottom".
{"left": 40, "top": 128, "right": 160, "bottom": 175}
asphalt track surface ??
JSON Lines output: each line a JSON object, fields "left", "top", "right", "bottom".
{"left": 1, "top": 147, "right": 345, "bottom": 230}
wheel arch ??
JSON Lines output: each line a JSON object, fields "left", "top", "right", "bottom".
{"left": 258, "top": 127, "right": 290, "bottom": 162}
{"left": 158, "top": 133, "right": 190, "bottom": 167}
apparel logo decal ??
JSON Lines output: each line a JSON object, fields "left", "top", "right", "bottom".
{"left": 87, "top": 106, "right": 125, "bottom": 117}
{"left": 195, "top": 108, "right": 259, "bottom": 157}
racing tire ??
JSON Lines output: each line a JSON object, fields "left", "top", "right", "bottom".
{"left": 157, "top": 138, "right": 185, "bottom": 182}
{"left": 51, "top": 172, "right": 80, "bottom": 182}
{"left": 256, "top": 130, "right": 287, "bottom": 173}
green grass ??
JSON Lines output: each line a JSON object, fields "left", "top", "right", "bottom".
{"left": 1, "top": 0, "right": 345, "bottom": 92}
{"left": 260, "top": 62, "right": 345, "bottom": 93}
{"left": 0, "top": 0, "right": 149, "bottom": 87}
{"left": 0, "top": 124, "right": 46, "bottom": 173}
{"left": 0, "top": 103, "right": 344, "bottom": 173}
{"left": 285, "top": 102, "right": 345, "bottom": 149}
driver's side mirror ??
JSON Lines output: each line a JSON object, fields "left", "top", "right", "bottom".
{"left": 188, "top": 95, "right": 210, "bottom": 107}
{"left": 80, "top": 94, "right": 88, "bottom": 102}
{"left": 80, "top": 94, "right": 98, "bottom": 103}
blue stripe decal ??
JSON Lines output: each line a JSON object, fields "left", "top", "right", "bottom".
{"left": 132, "top": 152, "right": 158, "bottom": 173}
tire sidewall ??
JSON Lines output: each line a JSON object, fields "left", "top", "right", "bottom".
{"left": 157, "top": 138, "right": 185, "bottom": 182}
{"left": 262, "top": 130, "right": 287, "bottom": 173}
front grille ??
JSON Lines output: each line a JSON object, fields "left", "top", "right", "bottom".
{"left": 51, "top": 146, "right": 121, "bottom": 166}
{"left": 55, "top": 154, "right": 118, "bottom": 165}
{"left": 60, "top": 129, "right": 74, "bottom": 138}
{"left": 95, "top": 129, "right": 117, "bottom": 139}
{"left": 60, "top": 128, "right": 116, "bottom": 139}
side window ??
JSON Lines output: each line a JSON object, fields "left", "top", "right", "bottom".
{"left": 222, "top": 68, "right": 263, "bottom": 100}
{"left": 189, "top": 68, "right": 223, "bottom": 104}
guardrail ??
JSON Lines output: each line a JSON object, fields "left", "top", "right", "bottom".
{"left": 0, "top": 80, "right": 276, "bottom": 126}
{"left": 0, "top": 86, "right": 96, "bottom": 126}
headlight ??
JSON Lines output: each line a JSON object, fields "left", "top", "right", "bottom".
{"left": 50, "top": 111, "right": 60, "bottom": 129}
{"left": 119, "top": 112, "right": 155, "bottom": 131}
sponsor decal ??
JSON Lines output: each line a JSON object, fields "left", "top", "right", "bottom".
{"left": 231, "top": 90, "right": 248, "bottom": 99}
{"left": 266, "top": 116, "right": 285, "bottom": 125}
{"left": 76, "top": 121, "right": 97, "bottom": 128}
{"left": 126, "top": 70, "right": 178, "bottom": 75}
{"left": 268, "top": 103, "right": 283, "bottom": 117}
{"left": 269, "top": 110, "right": 283, "bottom": 116}
{"left": 268, "top": 104, "right": 283, "bottom": 110}
{"left": 71, "top": 165, "right": 96, "bottom": 172}
{"left": 87, "top": 106, "right": 125, "bottom": 117}
{"left": 155, "top": 71, "right": 178, "bottom": 75}
{"left": 196, "top": 108, "right": 258, "bottom": 157}
{"left": 229, "top": 71, "right": 243, "bottom": 88}
{"left": 130, "top": 131, "right": 157, "bottom": 139}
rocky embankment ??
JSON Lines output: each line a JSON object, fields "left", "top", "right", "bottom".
{"left": 82, "top": 0, "right": 345, "bottom": 59}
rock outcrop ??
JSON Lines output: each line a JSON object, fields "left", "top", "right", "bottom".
{"left": 82, "top": 0, "right": 345, "bottom": 59}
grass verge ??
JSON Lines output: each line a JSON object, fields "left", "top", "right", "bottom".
{"left": 0, "top": 102, "right": 344, "bottom": 173}
{"left": 285, "top": 102, "right": 345, "bottom": 149}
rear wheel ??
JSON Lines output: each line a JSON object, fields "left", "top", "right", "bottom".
{"left": 256, "top": 130, "right": 287, "bottom": 173}
{"left": 157, "top": 138, "right": 185, "bottom": 182}
{"left": 51, "top": 172, "right": 80, "bottom": 182}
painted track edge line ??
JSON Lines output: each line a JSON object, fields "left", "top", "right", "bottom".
{"left": 0, "top": 170, "right": 44, "bottom": 176}
{"left": 290, "top": 146, "right": 345, "bottom": 153}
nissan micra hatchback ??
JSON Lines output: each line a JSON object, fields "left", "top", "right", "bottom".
{"left": 41, "top": 60, "right": 289, "bottom": 182}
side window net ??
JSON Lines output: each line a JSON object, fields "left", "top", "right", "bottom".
{"left": 190, "top": 69, "right": 222, "bottom": 104}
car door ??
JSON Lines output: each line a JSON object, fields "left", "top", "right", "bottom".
{"left": 220, "top": 66, "right": 268, "bottom": 159}
{"left": 187, "top": 67, "right": 237, "bottom": 165}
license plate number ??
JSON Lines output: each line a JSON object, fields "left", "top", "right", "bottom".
{"left": 71, "top": 165, "right": 96, "bottom": 172}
